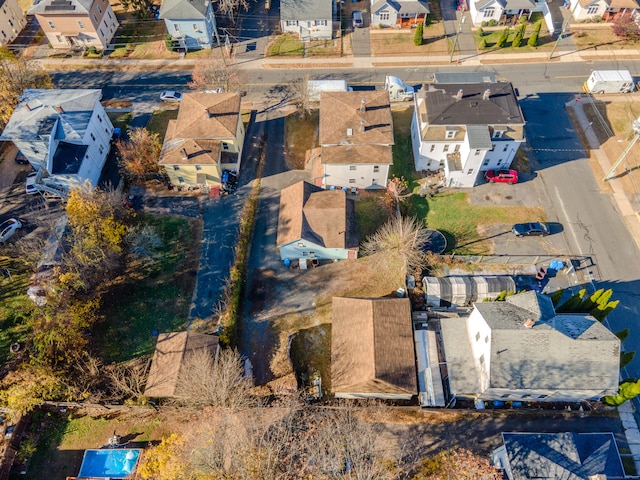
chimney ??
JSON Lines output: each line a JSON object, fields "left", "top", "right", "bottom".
{"left": 455, "top": 89, "right": 463, "bottom": 101}
{"left": 360, "top": 97, "right": 366, "bottom": 112}
{"left": 180, "top": 148, "right": 188, "bottom": 160}
{"left": 482, "top": 89, "right": 491, "bottom": 100}
{"left": 359, "top": 119, "right": 365, "bottom": 133}
{"left": 204, "top": 108, "right": 212, "bottom": 119}
{"left": 524, "top": 318, "right": 536, "bottom": 328}
{"left": 55, "top": 105, "right": 64, "bottom": 113}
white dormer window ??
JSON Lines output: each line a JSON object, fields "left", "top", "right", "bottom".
{"left": 446, "top": 129, "right": 456, "bottom": 139}
{"left": 493, "top": 129, "right": 505, "bottom": 138}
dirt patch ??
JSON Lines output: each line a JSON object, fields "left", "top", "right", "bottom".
{"left": 369, "top": 26, "right": 448, "bottom": 56}
{"left": 102, "top": 99, "right": 133, "bottom": 109}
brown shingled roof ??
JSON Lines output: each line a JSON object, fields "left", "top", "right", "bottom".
{"left": 331, "top": 297, "right": 417, "bottom": 396}
{"left": 158, "top": 139, "right": 221, "bottom": 165}
{"left": 172, "top": 92, "right": 241, "bottom": 139}
{"left": 277, "top": 181, "right": 358, "bottom": 249}
{"left": 607, "top": 0, "right": 639, "bottom": 8}
{"left": 320, "top": 144, "right": 393, "bottom": 165}
{"left": 144, "top": 332, "right": 219, "bottom": 398}
{"left": 319, "top": 91, "right": 394, "bottom": 147}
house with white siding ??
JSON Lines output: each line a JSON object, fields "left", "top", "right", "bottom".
{"left": 411, "top": 81, "right": 525, "bottom": 188}
{"left": 370, "top": 0, "right": 430, "bottom": 28}
{"left": 468, "top": 0, "right": 546, "bottom": 26}
{"left": 0, "top": 89, "right": 113, "bottom": 196}
{"left": 277, "top": 180, "right": 358, "bottom": 263}
{"left": 280, "top": 0, "right": 333, "bottom": 41}
{"left": 440, "top": 291, "right": 620, "bottom": 403}
{"left": 159, "top": 0, "right": 217, "bottom": 50}
{"left": 569, "top": 0, "right": 640, "bottom": 21}
{"left": 312, "top": 90, "right": 394, "bottom": 191}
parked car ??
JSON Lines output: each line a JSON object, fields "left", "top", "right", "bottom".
{"left": 485, "top": 169, "right": 518, "bottom": 184}
{"left": 0, "top": 218, "right": 22, "bottom": 244}
{"left": 352, "top": 10, "right": 363, "bottom": 28}
{"left": 160, "top": 91, "right": 183, "bottom": 102}
{"left": 26, "top": 172, "right": 38, "bottom": 194}
{"left": 512, "top": 222, "right": 550, "bottom": 237}
{"left": 4, "top": 425, "right": 14, "bottom": 440}
{"left": 14, "top": 152, "right": 28, "bottom": 165}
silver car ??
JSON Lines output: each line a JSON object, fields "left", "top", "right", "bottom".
{"left": 0, "top": 218, "right": 22, "bottom": 244}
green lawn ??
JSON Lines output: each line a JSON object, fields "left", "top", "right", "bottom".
{"left": 390, "top": 108, "right": 418, "bottom": 184}
{"left": 146, "top": 109, "right": 179, "bottom": 143}
{"left": 268, "top": 34, "right": 304, "bottom": 57}
{"left": 93, "top": 214, "right": 201, "bottom": 363}
{"left": 354, "top": 192, "right": 392, "bottom": 242}
{"left": 284, "top": 111, "right": 319, "bottom": 169}
{"left": 475, "top": 23, "right": 555, "bottom": 52}
{"left": 0, "top": 258, "right": 34, "bottom": 368}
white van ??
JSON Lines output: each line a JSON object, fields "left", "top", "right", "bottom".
{"left": 352, "top": 11, "right": 364, "bottom": 28}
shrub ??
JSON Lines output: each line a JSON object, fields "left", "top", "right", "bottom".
{"left": 512, "top": 31, "right": 523, "bottom": 47}
{"left": 488, "top": 19, "right": 497, "bottom": 26}
{"left": 496, "top": 28, "right": 509, "bottom": 47}
{"left": 481, "top": 21, "right": 487, "bottom": 27}
{"left": 414, "top": 22, "right": 424, "bottom": 45}
{"left": 165, "top": 35, "right": 174, "bottom": 51}
{"left": 534, "top": 20, "right": 542, "bottom": 33}
{"left": 479, "top": 38, "right": 487, "bottom": 48}
{"left": 478, "top": 27, "right": 484, "bottom": 36}
{"left": 527, "top": 32, "right": 538, "bottom": 46}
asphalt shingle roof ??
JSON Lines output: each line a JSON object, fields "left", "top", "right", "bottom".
{"left": 29, "top": 0, "right": 94, "bottom": 15}
{"left": 160, "top": 0, "right": 209, "bottom": 19}
{"left": 280, "top": 0, "right": 332, "bottom": 21}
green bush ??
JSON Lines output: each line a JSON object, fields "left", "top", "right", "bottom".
{"left": 488, "top": 19, "right": 497, "bottom": 26}
{"left": 512, "top": 31, "right": 523, "bottom": 47}
{"left": 479, "top": 38, "right": 487, "bottom": 48}
{"left": 414, "top": 22, "right": 424, "bottom": 46}
{"left": 534, "top": 20, "right": 542, "bottom": 33}
{"left": 165, "top": 35, "right": 174, "bottom": 51}
{"left": 481, "top": 21, "right": 487, "bottom": 27}
{"left": 527, "top": 32, "right": 538, "bottom": 46}
{"left": 478, "top": 27, "right": 484, "bottom": 36}
{"left": 496, "top": 28, "right": 509, "bottom": 48}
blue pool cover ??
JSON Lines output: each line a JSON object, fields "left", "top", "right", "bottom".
{"left": 77, "top": 449, "right": 142, "bottom": 479}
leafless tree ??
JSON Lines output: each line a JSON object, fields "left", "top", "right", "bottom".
{"left": 106, "top": 357, "right": 151, "bottom": 403}
{"left": 289, "top": 74, "right": 314, "bottom": 117}
{"left": 188, "top": 58, "right": 248, "bottom": 93}
{"left": 216, "top": 0, "right": 251, "bottom": 23}
{"left": 360, "top": 216, "right": 429, "bottom": 277}
{"left": 172, "top": 348, "right": 254, "bottom": 409}
{"left": 0, "top": 56, "right": 52, "bottom": 126}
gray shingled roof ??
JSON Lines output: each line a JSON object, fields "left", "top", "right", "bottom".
{"left": 474, "top": 0, "right": 506, "bottom": 10}
{"left": 504, "top": 0, "right": 536, "bottom": 9}
{"left": 441, "top": 291, "right": 620, "bottom": 395}
{"left": 372, "top": 0, "right": 430, "bottom": 14}
{"left": 0, "top": 89, "right": 100, "bottom": 142}
{"left": 466, "top": 125, "right": 492, "bottom": 149}
{"left": 500, "top": 432, "right": 625, "bottom": 480}
{"left": 418, "top": 82, "right": 523, "bottom": 126}
{"left": 29, "top": 0, "right": 94, "bottom": 15}
{"left": 280, "top": 0, "right": 332, "bottom": 21}
{"left": 160, "top": 0, "right": 209, "bottom": 19}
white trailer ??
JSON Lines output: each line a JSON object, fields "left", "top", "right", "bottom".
{"left": 583, "top": 70, "right": 635, "bottom": 94}
{"left": 307, "top": 80, "right": 349, "bottom": 102}
{"left": 383, "top": 76, "right": 415, "bottom": 102}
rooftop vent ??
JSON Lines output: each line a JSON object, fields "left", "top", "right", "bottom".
{"left": 455, "top": 89, "right": 463, "bottom": 101}
{"left": 180, "top": 148, "right": 188, "bottom": 160}
{"left": 55, "top": 105, "right": 64, "bottom": 113}
{"left": 360, "top": 97, "right": 366, "bottom": 112}
{"left": 359, "top": 119, "right": 365, "bottom": 133}
{"left": 482, "top": 89, "right": 491, "bottom": 100}
{"left": 346, "top": 128, "right": 353, "bottom": 136}
{"left": 524, "top": 318, "right": 536, "bottom": 328}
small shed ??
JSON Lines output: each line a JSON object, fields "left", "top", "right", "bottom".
{"left": 423, "top": 275, "right": 515, "bottom": 307}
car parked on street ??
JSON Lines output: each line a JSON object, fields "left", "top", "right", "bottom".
{"left": 160, "top": 91, "right": 183, "bottom": 102}
{"left": 512, "top": 222, "right": 550, "bottom": 237}
{"left": 0, "top": 218, "right": 22, "bottom": 244}
{"left": 352, "top": 10, "right": 363, "bottom": 28}
{"left": 26, "top": 172, "right": 38, "bottom": 194}
{"left": 485, "top": 169, "right": 518, "bottom": 184}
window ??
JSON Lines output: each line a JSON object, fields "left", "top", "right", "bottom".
{"left": 1, "top": 31, "right": 5, "bottom": 39}
{"left": 99, "top": 145, "right": 104, "bottom": 154}
{"left": 475, "top": 332, "right": 481, "bottom": 341}
{"left": 484, "top": 7, "right": 495, "bottom": 17}
{"left": 587, "top": 5, "right": 598, "bottom": 14}
{"left": 8, "top": 19, "right": 13, "bottom": 27}
{"left": 503, "top": 145, "right": 508, "bottom": 152}
{"left": 521, "top": 394, "right": 531, "bottom": 398}
{"left": 349, "top": 165, "right": 357, "bottom": 171}
{"left": 32, "top": 146, "right": 39, "bottom": 153}
{"left": 475, "top": 149, "right": 481, "bottom": 156}
{"left": 97, "top": 5, "right": 102, "bottom": 13}
{"left": 193, "top": 24, "right": 200, "bottom": 32}
{"left": 90, "top": 133, "right": 96, "bottom": 142}
{"left": 97, "top": 115, "right": 102, "bottom": 123}
{"left": 493, "top": 130, "right": 505, "bottom": 138}
{"left": 501, "top": 394, "right": 510, "bottom": 398}
{"left": 380, "top": 11, "right": 390, "bottom": 20}
{"left": 483, "top": 159, "right": 490, "bottom": 166}
{"left": 105, "top": 128, "right": 110, "bottom": 135}
{"left": 48, "top": 21, "right": 55, "bottom": 28}
{"left": 490, "top": 144, "right": 495, "bottom": 151}
{"left": 104, "top": 19, "right": 108, "bottom": 27}
{"left": 314, "top": 20, "right": 327, "bottom": 26}
{"left": 443, "top": 144, "right": 449, "bottom": 152}
{"left": 538, "top": 394, "right": 548, "bottom": 399}
{"left": 222, "top": 142, "right": 229, "bottom": 151}
{"left": 99, "top": 28, "right": 104, "bottom": 36}
{"left": 93, "top": 13, "right": 98, "bottom": 22}
{"left": 178, "top": 176, "right": 184, "bottom": 183}
{"left": 373, "top": 165, "right": 379, "bottom": 173}
{"left": 195, "top": 165, "right": 202, "bottom": 170}
{"left": 309, "top": 251, "right": 316, "bottom": 256}
{"left": 454, "top": 144, "right": 460, "bottom": 152}
{"left": 467, "top": 169, "right": 474, "bottom": 175}
{"left": 349, "top": 179, "right": 356, "bottom": 184}
{"left": 430, "top": 144, "right": 435, "bottom": 152}
{"left": 107, "top": 10, "right": 112, "bottom": 19}
{"left": 479, "top": 354, "right": 485, "bottom": 364}
{"left": 173, "top": 165, "right": 180, "bottom": 171}
{"left": 174, "top": 24, "right": 181, "bottom": 32}
{"left": 446, "top": 130, "right": 455, "bottom": 139}
{"left": 286, "top": 20, "right": 298, "bottom": 26}
{"left": 297, "top": 242, "right": 304, "bottom": 247}
{"left": 485, "top": 336, "right": 489, "bottom": 343}
{"left": 372, "top": 179, "right": 378, "bottom": 185}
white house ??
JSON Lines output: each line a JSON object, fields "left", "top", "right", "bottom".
{"left": 0, "top": 89, "right": 113, "bottom": 196}
{"left": 411, "top": 81, "right": 525, "bottom": 187}
{"left": 370, "top": 0, "right": 430, "bottom": 28}
{"left": 440, "top": 291, "right": 621, "bottom": 403}
{"left": 570, "top": 0, "right": 640, "bottom": 21}
{"left": 277, "top": 180, "right": 358, "bottom": 263}
{"left": 159, "top": 0, "right": 217, "bottom": 50}
{"left": 469, "top": 0, "right": 546, "bottom": 26}
{"left": 313, "top": 90, "right": 394, "bottom": 191}
{"left": 280, "top": 0, "right": 333, "bottom": 41}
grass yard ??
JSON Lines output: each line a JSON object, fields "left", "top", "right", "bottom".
{"left": 412, "top": 191, "right": 546, "bottom": 254}
{"left": 572, "top": 26, "right": 639, "bottom": 51}
{"left": 92, "top": 214, "right": 201, "bottom": 363}
{"left": 390, "top": 108, "right": 418, "bottom": 183}
{"left": 284, "top": 111, "right": 319, "bottom": 169}
{"left": 354, "top": 192, "right": 393, "bottom": 241}
{"left": 107, "top": 112, "right": 133, "bottom": 132}
{"left": 474, "top": 25, "right": 555, "bottom": 52}
{"left": 369, "top": 25, "right": 448, "bottom": 56}
{"left": 145, "top": 109, "right": 179, "bottom": 142}
{"left": 0, "top": 258, "right": 34, "bottom": 368}
{"left": 267, "top": 35, "right": 304, "bottom": 57}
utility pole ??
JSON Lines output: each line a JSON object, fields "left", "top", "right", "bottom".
{"left": 549, "top": 2, "right": 577, "bottom": 59}
{"left": 449, "top": 13, "right": 466, "bottom": 63}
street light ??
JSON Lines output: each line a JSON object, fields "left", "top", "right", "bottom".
{"left": 449, "top": 13, "right": 466, "bottom": 63}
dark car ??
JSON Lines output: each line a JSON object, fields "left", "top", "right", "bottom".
{"left": 14, "top": 152, "right": 28, "bottom": 165}
{"left": 512, "top": 222, "right": 550, "bottom": 237}
{"left": 485, "top": 169, "right": 518, "bottom": 184}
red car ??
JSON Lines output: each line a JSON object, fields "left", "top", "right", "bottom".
{"left": 485, "top": 169, "right": 518, "bottom": 184}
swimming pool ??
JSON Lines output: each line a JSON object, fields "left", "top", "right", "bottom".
{"left": 77, "top": 449, "right": 141, "bottom": 479}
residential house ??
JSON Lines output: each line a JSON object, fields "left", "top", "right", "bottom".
{"left": 570, "top": 0, "right": 640, "bottom": 21}
{"left": 159, "top": 0, "right": 217, "bottom": 51}
{"left": 0, "top": 89, "right": 113, "bottom": 196}
{"left": 158, "top": 92, "right": 245, "bottom": 190}
{"left": 469, "top": 0, "right": 546, "bottom": 26}
{"left": 411, "top": 81, "right": 525, "bottom": 187}
{"left": 277, "top": 180, "right": 358, "bottom": 263}
{"left": 144, "top": 332, "right": 219, "bottom": 398}
{"left": 370, "top": 0, "right": 430, "bottom": 28}
{"left": 280, "top": 0, "right": 333, "bottom": 41}
{"left": 440, "top": 291, "right": 620, "bottom": 402}
{"left": 0, "top": 0, "right": 27, "bottom": 45}
{"left": 313, "top": 90, "right": 394, "bottom": 191}
{"left": 28, "top": 0, "right": 118, "bottom": 50}
{"left": 331, "top": 297, "right": 417, "bottom": 400}
{"left": 491, "top": 432, "right": 625, "bottom": 479}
